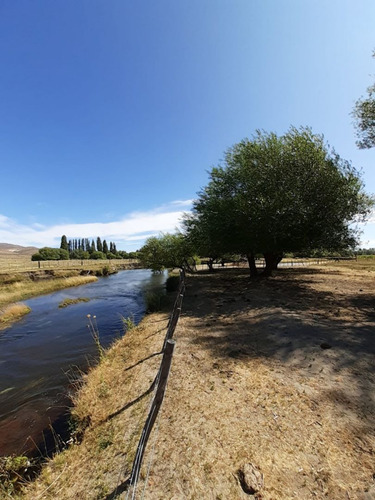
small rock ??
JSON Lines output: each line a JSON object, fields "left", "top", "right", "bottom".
{"left": 237, "top": 463, "right": 264, "bottom": 495}
{"left": 320, "top": 343, "right": 332, "bottom": 350}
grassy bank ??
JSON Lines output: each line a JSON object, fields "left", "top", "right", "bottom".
{"left": 0, "top": 303, "right": 31, "bottom": 330}
{"left": 19, "top": 308, "right": 171, "bottom": 499}
{"left": 0, "top": 272, "right": 99, "bottom": 330}
{"left": 0, "top": 273, "right": 98, "bottom": 309}
{"left": 9, "top": 265, "right": 375, "bottom": 499}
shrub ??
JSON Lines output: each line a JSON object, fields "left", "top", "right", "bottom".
{"left": 31, "top": 247, "right": 68, "bottom": 261}
{"left": 90, "top": 251, "right": 106, "bottom": 260}
{"left": 166, "top": 275, "right": 180, "bottom": 292}
{"left": 145, "top": 291, "right": 166, "bottom": 313}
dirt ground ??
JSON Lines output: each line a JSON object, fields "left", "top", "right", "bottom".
{"left": 137, "top": 265, "right": 375, "bottom": 499}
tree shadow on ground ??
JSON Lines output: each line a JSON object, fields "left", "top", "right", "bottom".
{"left": 182, "top": 268, "right": 375, "bottom": 428}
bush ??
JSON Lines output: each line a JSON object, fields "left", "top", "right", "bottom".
{"left": 166, "top": 275, "right": 180, "bottom": 292}
{"left": 31, "top": 247, "right": 68, "bottom": 261}
{"left": 59, "top": 249, "right": 70, "bottom": 260}
{"left": 145, "top": 291, "right": 166, "bottom": 313}
{"left": 90, "top": 251, "right": 107, "bottom": 260}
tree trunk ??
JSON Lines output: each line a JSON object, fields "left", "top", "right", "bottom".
{"left": 246, "top": 253, "right": 258, "bottom": 278}
{"left": 182, "top": 259, "right": 195, "bottom": 274}
{"left": 207, "top": 258, "right": 215, "bottom": 272}
{"left": 263, "top": 252, "right": 283, "bottom": 276}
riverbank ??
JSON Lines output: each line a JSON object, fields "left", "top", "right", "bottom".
{"left": 0, "top": 271, "right": 99, "bottom": 330}
{"left": 18, "top": 304, "right": 172, "bottom": 499}
{"left": 16, "top": 265, "right": 375, "bottom": 498}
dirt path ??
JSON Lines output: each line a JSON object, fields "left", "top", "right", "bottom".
{"left": 139, "top": 266, "right": 375, "bottom": 499}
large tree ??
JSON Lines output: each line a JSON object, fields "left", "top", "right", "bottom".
{"left": 185, "top": 127, "right": 373, "bottom": 276}
{"left": 353, "top": 51, "right": 375, "bottom": 148}
{"left": 60, "top": 235, "right": 68, "bottom": 251}
{"left": 139, "top": 233, "right": 195, "bottom": 272}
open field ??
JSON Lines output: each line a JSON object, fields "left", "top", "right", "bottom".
{"left": 18, "top": 263, "right": 375, "bottom": 499}
{"left": 0, "top": 256, "right": 139, "bottom": 274}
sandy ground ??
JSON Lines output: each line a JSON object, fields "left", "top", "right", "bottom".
{"left": 137, "top": 266, "right": 375, "bottom": 499}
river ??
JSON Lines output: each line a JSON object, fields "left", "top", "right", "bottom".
{"left": 0, "top": 269, "right": 166, "bottom": 457}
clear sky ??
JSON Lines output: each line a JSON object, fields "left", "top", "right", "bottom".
{"left": 1, "top": 0, "right": 374, "bottom": 250}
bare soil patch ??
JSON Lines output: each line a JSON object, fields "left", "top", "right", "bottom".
{"left": 138, "top": 266, "right": 375, "bottom": 499}
{"left": 20, "top": 265, "right": 375, "bottom": 499}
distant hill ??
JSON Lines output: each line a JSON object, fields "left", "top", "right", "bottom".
{"left": 0, "top": 243, "right": 39, "bottom": 256}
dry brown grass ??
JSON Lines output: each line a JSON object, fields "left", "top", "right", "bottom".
{"left": 21, "top": 311, "right": 171, "bottom": 499}
{"left": 58, "top": 297, "right": 90, "bottom": 308}
{"left": 18, "top": 265, "right": 375, "bottom": 499}
{"left": 0, "top": 303, "right": 31, "bottom": 330}
{"left": 0, "top": 255, "right": 139, "bottom": 274}
{"left": 0, "top": 275, "right": 98, "bottom": 309}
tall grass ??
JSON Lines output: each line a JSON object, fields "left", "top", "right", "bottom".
{"left": 0, "top": 303, "right": 31, "bottom": 329}
{"left": 86, "top": 314, "right": 105, "bottom": 361}
{"left": 0, "top": 275, "right": 98, "bottom": 308}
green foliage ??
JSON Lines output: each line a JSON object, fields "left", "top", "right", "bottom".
{"left": 106, "top": 252, "right": 117, "bottom": 259}
{"left": 144, "top": 291, "right": 166, "bottom": 313}
{"left": 70, "top": 249, "right": 90, "bottom": 260}
{"left": 86, "top": 314, "right": 105, "bottom": 361}
{"left": 356, "top": 247, "right": 375, "bottom": 255}
{"left": 102, "top": 240, "right": 108, "bottom": 254}
{"left": 0, "top": 455, "right": 30, "bottom": 496}
{"left": 31, "top": 247, "right": 69, "bottom": 261}
{"left": 353, "top": 51, "right": 375, "bottom": 148}
{"left": 96, "top": 237, "right": 103, "bottom": 252}
{"left": 60, "top": 235, "right": 68, "bottom": 251}
{"left": 165, "top": 275, "right": 180, "bottom": 292}
{"left": 90, "top": 251, "right": 107, "bottom": 260}
{"left": 139, "top": 233, "right": 194, "bottom": 271}
{"left": 121, "top": 315, "right": 136, "bottom": 332}
{"left": 185, "top": 127, "right": 374, "bottom": 275}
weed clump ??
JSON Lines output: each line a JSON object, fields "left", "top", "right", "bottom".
{"left": 0, "top": 303, "right": 31, "bottom": 328}
{"left": 59, "top": 297, "right": 90, "bottom": 308}
{"left": 87, "top": 314, "right": 105, "bottom": 361}
{"left": 121, "top": 315, "right": 136, "bottom": 332}
{"left": 0, "top": 455, "right": 31, "bottom": 496}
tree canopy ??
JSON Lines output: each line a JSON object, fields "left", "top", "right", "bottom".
{"left": 353, "top": 51, "right": 375, "bottom": 149}
{"left": 184, "top": 127, "right": 373, "bottom": 276}
{"left": 139, "top": 233, "right": 195, "bottom": 272}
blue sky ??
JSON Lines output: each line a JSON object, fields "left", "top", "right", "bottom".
{"left": 1, "top": 0, "right": 374, "bottom": 250}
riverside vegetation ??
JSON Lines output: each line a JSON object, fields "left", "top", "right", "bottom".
{"left": 0, "top": 271, "right": 98, "bottom": 330}
{"left": 12, "top": 259, "right": 375, "bottom": 499}
{"left": 0, "top": 254, "right": 137, "bottom": 328}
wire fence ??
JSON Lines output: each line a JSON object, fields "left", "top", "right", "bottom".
{"left": 195, "top": 257, "right": 335, "bottom": 271}
{"left": 0, "top": 258, "right": 140, "bottom": 273}
{"left": 125, "top": 269, "right": 186, "bottom": 500}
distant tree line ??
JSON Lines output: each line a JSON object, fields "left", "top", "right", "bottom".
{"left": 31, "top": 235, "right": 139, "bottom": 261}
{"left": 356, "top": 248, "right": 375, "bottom": 256}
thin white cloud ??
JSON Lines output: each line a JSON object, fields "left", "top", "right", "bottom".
{"left": 0, "top": 200, "right": 193, "bottom": 250}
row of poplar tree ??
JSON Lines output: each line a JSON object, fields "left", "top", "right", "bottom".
{"left": 60, "top": 235, "right": 118, "bottom": 256}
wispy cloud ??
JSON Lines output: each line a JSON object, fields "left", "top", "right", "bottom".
{"left": 0, "top": 200, "right": 193, "bottom": 250}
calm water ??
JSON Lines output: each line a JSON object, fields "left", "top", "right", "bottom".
{"left": 0, "top": 269, "right": 166, "bottom": 456}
